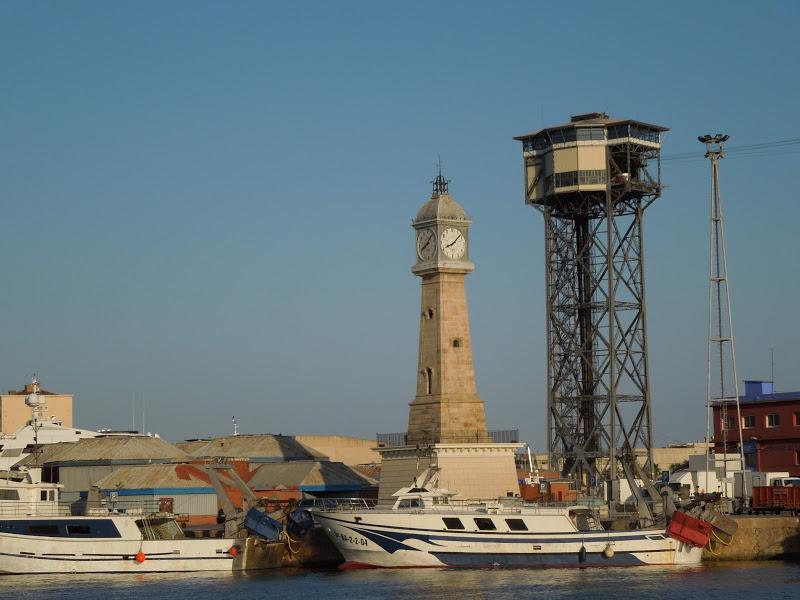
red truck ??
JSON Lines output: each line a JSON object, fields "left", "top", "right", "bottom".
{"left": 751, "top": 481, "right": 800, "bottom": 515}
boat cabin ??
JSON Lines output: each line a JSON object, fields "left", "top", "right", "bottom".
{"left": 0, "top": 476, "right": 63, "bottom": 517}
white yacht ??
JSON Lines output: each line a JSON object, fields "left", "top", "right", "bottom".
{"left": 0, "top": 477, "right": 243, "bottom": 574}
{"left": 312, "top": 471, "right": 705, "bottom": 568}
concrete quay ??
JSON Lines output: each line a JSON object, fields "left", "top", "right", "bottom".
{"left": 703, "top": 515, "right": 800, "bottom": 561}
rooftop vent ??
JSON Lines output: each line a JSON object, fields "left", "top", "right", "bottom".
{"left": 570, "top": 112, "right": 609, "bottom": 123}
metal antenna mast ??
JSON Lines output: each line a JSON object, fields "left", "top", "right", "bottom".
{"left": 516, "top": 114, "right": 667, "bottom": 497}
{"left": 699, "top": 133, "right": 746, "bottom": 498}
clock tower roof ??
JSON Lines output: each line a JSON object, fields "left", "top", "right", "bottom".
{"left": 414, "top": 174, "right": 470, "bottom": 225}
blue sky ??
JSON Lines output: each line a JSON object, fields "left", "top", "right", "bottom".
{"left": 1, "top": 1, "right": 798, "bottom": 447}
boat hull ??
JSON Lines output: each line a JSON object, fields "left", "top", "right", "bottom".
{"left": 0, "top": 517, "right": 239, "bottom": 574}
{"left": 315, "top": 513, "right": 703, "bottom": 569}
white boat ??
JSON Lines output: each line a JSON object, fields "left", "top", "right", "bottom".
{"left": 0, "top": 477, "right": 242, "bottom": 574}
{"left": 311, "top": 472, "right": 704, "bottom": 568}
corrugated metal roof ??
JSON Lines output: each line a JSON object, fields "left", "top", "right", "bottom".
{"left": 188, "top": 435, "right": 328, "bottom": 462}
{"left": 91, "top": 464, "right": 213, "bottom": 491}
{"left": 247, "top": 460, "right": 376, "bottom": 490}
{"left": 13, "top": 436, "right": 188, "bottom": 467}
{"left": 94, "top": 465, "right": 209, "bottom": 490}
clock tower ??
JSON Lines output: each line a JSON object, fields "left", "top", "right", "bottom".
{"left": 407, "top": 173, "right": 491, "bottom": 445}
{"left": 376, "top": 171, "right": 520, "bottom": 504}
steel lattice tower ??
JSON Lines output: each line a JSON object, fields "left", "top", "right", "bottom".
{"left": 515, "top": 113, "right": 668, "bottom": 494}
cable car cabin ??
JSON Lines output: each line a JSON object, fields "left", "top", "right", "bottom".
{"left": 514, "top": 112, "right": 667, "bottom": 208}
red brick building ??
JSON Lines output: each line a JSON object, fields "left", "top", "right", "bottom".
{"left": 713, "top": 380, "right": 800, "bottom": 476}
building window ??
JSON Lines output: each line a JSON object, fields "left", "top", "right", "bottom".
{"left": 742, "top": 415, "right": 755, "bottom": 429}
{"left": 425, "top": 368, "right": 433, "bottom": 395}
{"left": 721, "top": 416, "right": 735, "bottom": 430}
{"left": 796, "top": 449, "right": 800, "bottom": 465}
{"left": 794, "top": 412, "right": 800, "bottom": 426}
{"left": 766, "top": 413, "right": 780, "bottom": 428}
{"left": 452, "top": 338, "right": 462, "bottom": 348}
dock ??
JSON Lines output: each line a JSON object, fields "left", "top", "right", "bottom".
{"left": 703, "top": 515, "right": 800, "bottom": 561}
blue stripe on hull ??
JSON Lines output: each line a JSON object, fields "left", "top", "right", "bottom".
{"left": 431, "top": 551, "right": 645, "bottom": 567}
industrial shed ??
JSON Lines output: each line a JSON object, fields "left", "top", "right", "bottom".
{"left": 91, "top": 463, "right": 220, "bottom": 523}
{"left": 187, "top": 434, "right": 328, "bottom": 463}
{"left": 14, "top": 435, "right": 189, "bottom": 501}
{"left": 248, "top": 460, "right": 377, "bottom": 497}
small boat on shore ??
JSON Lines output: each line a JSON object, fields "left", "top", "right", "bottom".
{"left": 0, "top": 477, "right": 242, "bottom": 574}
{"left": 311, "top": 471, "right": 706, "bottom": 568}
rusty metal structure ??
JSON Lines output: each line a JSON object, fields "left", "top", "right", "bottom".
{"left": 514, "top": 113, "right": 668, "bottom": 495}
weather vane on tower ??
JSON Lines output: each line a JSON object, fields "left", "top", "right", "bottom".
{"left": 431, "top": 156, "right": 450, "bottom": 196}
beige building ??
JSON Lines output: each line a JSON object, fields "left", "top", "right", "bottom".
{"left": 378, "top": 175, "right": 520, "bottom": 503}
{"left": 294, "top": 435, "right": 381, "bottom": 466}
{"left": 0, "top": 379, "right": 73, "bottom": 434}
{"left": 531, "top": 442, "right": 713, "bottom": 476}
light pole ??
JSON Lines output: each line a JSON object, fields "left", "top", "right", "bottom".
{"left": 699, "top": 133, "right": 746, "bottom": 506}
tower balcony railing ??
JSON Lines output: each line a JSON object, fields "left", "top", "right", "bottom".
{"left": 377, "top": 429, "right": 519, "bottom": 448}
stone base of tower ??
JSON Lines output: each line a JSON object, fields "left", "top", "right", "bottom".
{"left": 407, "top": 396, "right": 492, "bottom": 444}
{"left": 377, "top": 443, "right": 522, "bottom": 505}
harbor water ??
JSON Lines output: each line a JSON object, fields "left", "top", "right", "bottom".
{"left": 3, "top": 562, "right": 799, "bottom": 599}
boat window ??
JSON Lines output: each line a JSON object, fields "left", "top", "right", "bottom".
{"left": 48, "top": 490, "right": 56, "bottom": 501}
{"left": 474, "top": 518, "right": 496, "bottom": 531}
{"left": 0, "top": 489, "right": 20, "bottom": 501}
{"left": 28, "top": 524, "right": 60, "bottom": 536}
{"left": 442, "top": 518, "right": 465, "bottom": 530}
{"left": 66, "top": 525, "right": 92, "bottom": 536}
{"left": 40, "top": 490, "right": 48, "bottom": 501}
{"left": 398, "top": 499, "right": 421, "bottom": 509}
{"left": 505, "top": 518, "right": 528, "bottom": 531}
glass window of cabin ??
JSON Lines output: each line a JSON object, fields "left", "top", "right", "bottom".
{"left": 576, "top": 127, "right": 604, "bottom": 141}
{"left": 398, "top": 499, "right": 410, "bottom": 509}
{"left": 607, "top": 124, "right": 629, "bottom": 140}
{"left": 48, "top": 490, "right": 55, "bottom": 501}
{"left": 409, "top": 499, "right": 421, "bottom": 508}
{"left": 28, "top": 524, "right": 60, "bottom": 536}
{"left": 66, "top": 525, "right": 92, "bottom": 535}
{"left": 442, "top": 518, "right": 464, "bottom": 530}
{"left": 767, "top": 413, "right": 780, "bottom": 428}
{"left": 505, "top": 518, "right": 528, "bottom": 531}
{"left": 474, "top": 518, "right": 496, "bottom": 531}
{"left": 743, "top": 415, "right": 756, "bottom": 428}
{"left": 40, "top": 490, "right": 47, "bottom": 501}
{"left": 0, "top": 489, "right": 20, "bottom": 501}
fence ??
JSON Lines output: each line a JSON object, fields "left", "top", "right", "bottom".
{"left": 377, "top": 429, "right": 519, "bottom": 447}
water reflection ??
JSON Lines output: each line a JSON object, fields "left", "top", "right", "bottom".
{"left": 2, "top": 562, "right": 799, "bottom": 600}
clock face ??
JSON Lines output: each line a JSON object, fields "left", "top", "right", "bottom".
{"left": 440, "top": 227, "right": 466, "bottom": 259}
{"left": 416, "top": 228, "right": 436, "bottom": 260}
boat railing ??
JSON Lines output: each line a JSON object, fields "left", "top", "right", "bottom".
{"left": 0, "top": 502, "right": 72, "bottom": 517}
{"left": 0, "top": 499, "right": 168, "bottom": 518}
{"left": 302, "top": 497, "right": 378, "bottom": 511}
{"left": 308, "top": 497, "right": 593, "bottom": 515}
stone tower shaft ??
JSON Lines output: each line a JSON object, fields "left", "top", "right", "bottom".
{"left": 407, "top": 177, "right": 491, "bottom": 445}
